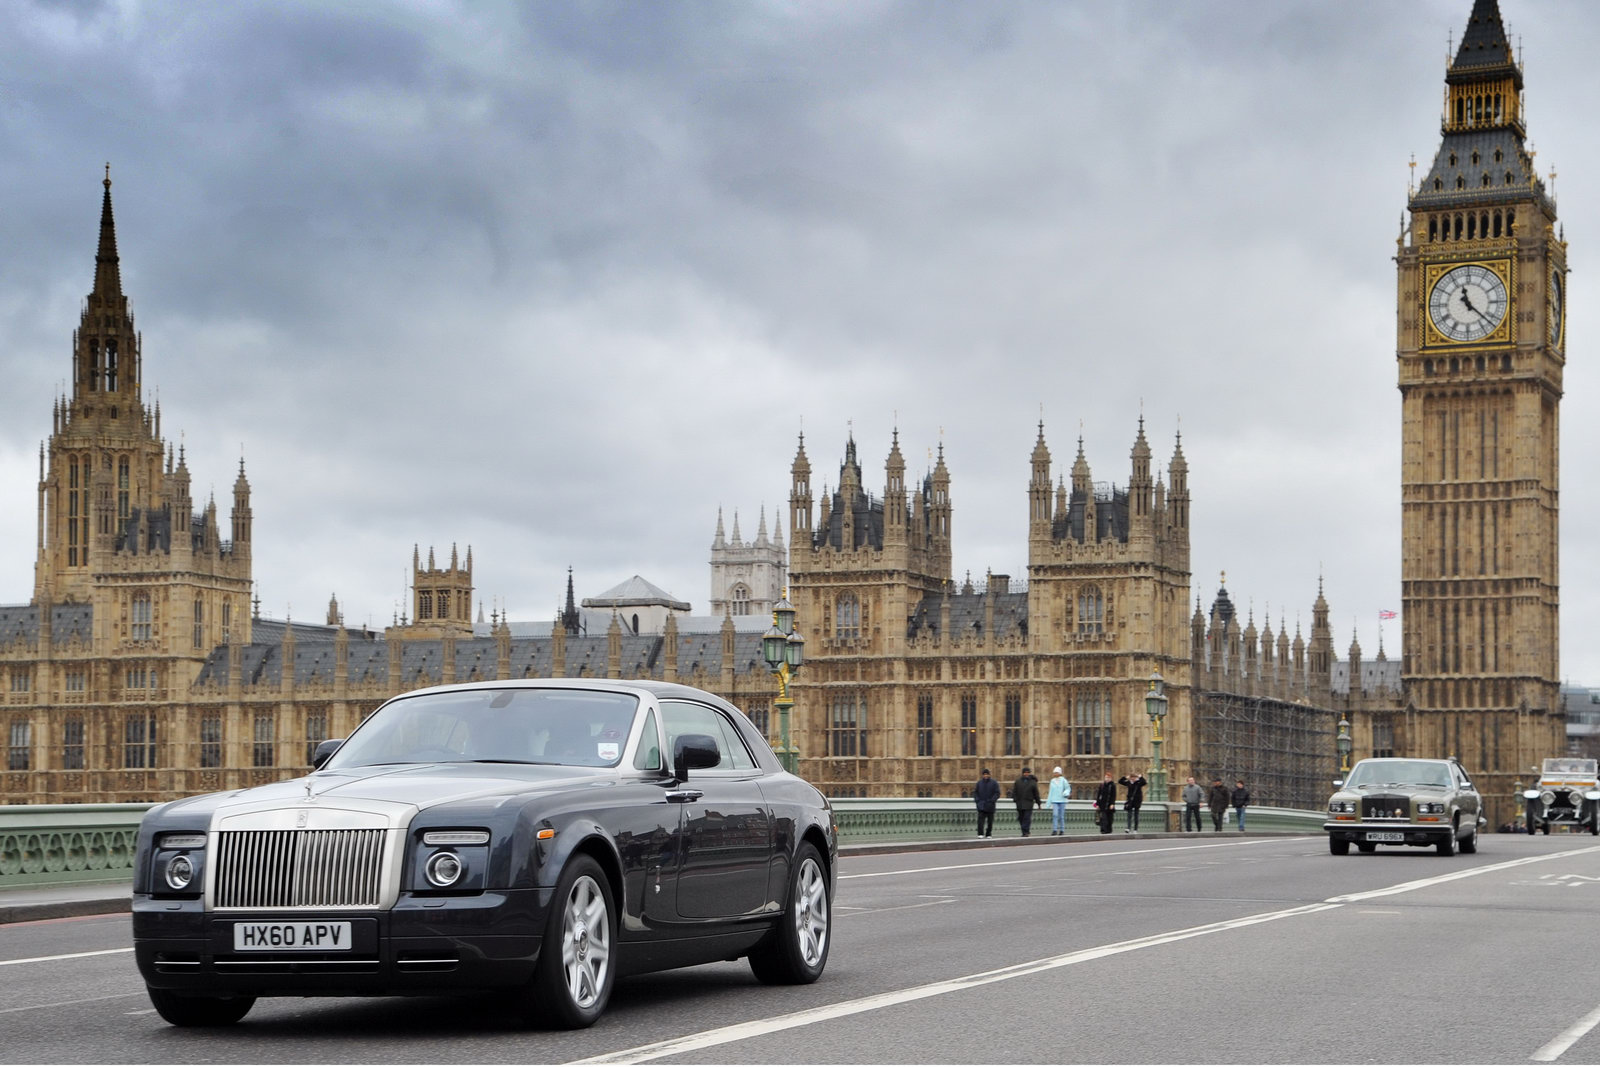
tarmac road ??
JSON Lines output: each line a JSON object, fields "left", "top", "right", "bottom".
{"left": 3, "top": 832, "right": 1598, "bottom": 1064}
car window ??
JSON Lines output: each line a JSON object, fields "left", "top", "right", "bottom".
{"left": 633, "top": 709, "right": 663, "bottom": 771}
{"left": 660, "top": 700, "right": 756, "bottom": 771}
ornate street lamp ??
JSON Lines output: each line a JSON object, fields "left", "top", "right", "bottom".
{"left": 762, "top": 590, "right": 804, "bottom": 774}
{"left": 1144, "top": 670, "right": 1168, "bottom": 802}
{"left": 1336, "top": 714, "right": 1353, "bottom": 777}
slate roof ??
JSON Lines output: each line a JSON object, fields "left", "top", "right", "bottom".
{"left": 191, "top": 629, "right": 773, "bottom": 689}
{"left": 0, "top": 603, "right": 95, "bottom": 647}
{"left": 582, "top": 575, "right": 690, "bottom": 611}
{"left": 906, "top": 591, "right": 1029, "bottom": 643}
{"left": 1330, "top": 658, "right": 1403, "bottom": 698}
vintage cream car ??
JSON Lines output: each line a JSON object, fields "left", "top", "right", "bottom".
{"left": 1523, "top": 757, "right": 1600, "bottom": 835}
{"left": 1324, "top": 757, "right": 1483, "bottom": 857}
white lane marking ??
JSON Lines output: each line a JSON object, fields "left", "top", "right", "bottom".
{"left": 569, "top": 901, "right": 1341, "bottom": 1064}
{"left": 836, "top": 899, "right": 955, "bottom": 917}
{"left": 125, "top": 1008, "right": 157, "bottom": 1015}
{"left": 840, "top": 838, "right": 1295, "bottom": 880}
{"left": 575, "top": 842, "right": 1600, "bottom": 1065}
{"left": 0, "top": 947, "right": 134, "bottom": 967}
{"left": 0, "top": 992, "right": 142, "bottom": 1016}
{"left": 1326, "top": 845, "right": 1600, "bottom": 903}
{"left": 1534, "top": 999, "right": 1600, "bottom": 1062}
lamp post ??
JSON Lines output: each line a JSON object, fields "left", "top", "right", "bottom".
{"left": 1336, "top": 715, "right": 1352, "bottom": 778}
{"left": 1144, "top": 670, "right": 1168, "bottom": 802}
{"left": 762, "top": 591, "right": 804, "bottom": 775}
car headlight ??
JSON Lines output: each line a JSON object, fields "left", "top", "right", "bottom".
{"left": 1584, "top": 790, "right": 1600, "bottom": 802}
{"left": 164, "top": 852, "right": 196, "bottom": 891}
{"left": 412, "top": 828, "right": 489, "bottom": 893}
{"left": 151, "top": 831, "right": 206, "bottom": 895}
{"left": 424, "top": 850, "right": 465, "bottom": 888}
{"left": 1541, "top": 790, "right": 1558, "bottom": 807}
{"left": 1524, "top": 789, "right": 1542, "bottom": 800}
{"left": 1417, "top": 802, "right": 1445, "bottom": 815}
{"left": 1328, "top": 800, "right": 1356, "bottom": 814}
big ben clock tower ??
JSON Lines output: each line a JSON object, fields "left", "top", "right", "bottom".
{"left": 1397, "top": 0, "right": 1566, "bottom": 803}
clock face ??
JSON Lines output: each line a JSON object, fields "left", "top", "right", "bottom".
{"left": 1549, "top": 269, "right": 1563, "bottom": 344}
{"left": 1428, "top": 263, "right": 1509, "bottom": 343}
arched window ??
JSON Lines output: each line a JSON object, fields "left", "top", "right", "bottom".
{"left": 631, "top": 613, "right": 640, "bottom": 634}
{"left": 418, "top": 591, "right": 433, "bottom": 620}
{"left": 104, "top": 340, "right": 118, "bottom": 391}
{"left": 131, "top": 592, "right": 152, "bottom": 641}
{"left": 731, "top": 584, "right": 751, "bottom": 616}
{"left": 835, "top": 594, "right": 861, "bottom": 641}
{"left": 1077, "top": 586, "right": 1104, "bottom": 636}
{"left": 193, "top": 597, "right": 204, "bottom": 649}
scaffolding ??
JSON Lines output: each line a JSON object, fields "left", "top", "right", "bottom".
{"left": 1193, "top": 689, "right": 1337, "bottom": 811}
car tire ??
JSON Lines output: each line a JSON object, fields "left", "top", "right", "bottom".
{"left": 1329, "top": 837, "right": 1350, "bottom": 856}
{"left": 1460, "top": 824, "right": 1478, "bottom": 854}
{"left": 531, "top": 855, "right": 616, "bottom": 1029}
{"left": 1356, "top": 842, "right": 1376, "bottom": 854}
{"left": 1541, "top": 820, "right": 1551, "bottom": 835}
{"left": 749, "top": 841, "right": 830, "bottom": 985}
{"left": 146, "top": 986, "right": 254, "bottom": 1027}
{"left": 1437, "top": 819, "right": 1458, "bottom": 856}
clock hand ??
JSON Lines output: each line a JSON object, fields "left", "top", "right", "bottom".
{"left": 1459, "top": 289, "right": 1479, "bottom": 315}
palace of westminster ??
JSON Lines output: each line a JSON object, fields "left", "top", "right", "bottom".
{"left": 0, "top": 1, "right": 1570, "bottom": 824}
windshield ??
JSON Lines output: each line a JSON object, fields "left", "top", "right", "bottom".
{"left": 1344, "top": 759, "right": 1452, "bottom": 790}
{"left": 326, "top": 687, "right": 641, "bottom": 770}
{"left": 1542, "top": 758, "right": 1598, "bottom": 777}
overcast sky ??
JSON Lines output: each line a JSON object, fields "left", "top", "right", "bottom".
{"left": 3, "top": 0, "right": 1599, "bottom": 683}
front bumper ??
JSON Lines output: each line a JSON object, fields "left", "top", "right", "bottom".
{"left": 1324, "top": 821, "right": 1449, "bottom": 847}
{"left": 133, "top": 887, "right": 551, "bottom": 997}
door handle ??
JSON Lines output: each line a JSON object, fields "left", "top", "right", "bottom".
{"left": 666, "top": 789, "right": 703, "bottom": 804}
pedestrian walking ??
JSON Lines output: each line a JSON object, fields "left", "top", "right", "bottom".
{"left": 1231, "top": 779, "right": 1251, "bottom": 831}
{"left": 1094, "top": 771, "right": 1117, "bottom": 834}
{"left": 1207, "top": 777, "right": 1229, "bottom": 831}
{"left": 973, "top": 768, "right": 1000, "bottom": 838}
{"left": 1011, "top": 767, "right": 1042, "bottom": 837}
{"left": 1118, "top": 771, "right": 1147, "bottom": 833}
{"left": 1181, "top": 776, "right": 1205, "bottom": 832}
{"left": 1046, "top": 766, "right": 1072, "bottom": 835}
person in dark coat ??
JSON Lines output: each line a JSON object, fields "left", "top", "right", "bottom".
{"left": 1094, "top": 771, "right": 1118, "bottom": 834}
{"left": 1118, "top": 771, "right": 1148, "bottom": 833}
{"left": 1231, "top": 779, "right": 1251, "bottom": 831}
{"left": 973, "top": 768, "right": 1001, "bottom": 838}
{"left": 1010, "top": 767, "right": 1042, "bottom": 837}
{"left": 1207, "top": 778, "right": 1230, "bottom": 831}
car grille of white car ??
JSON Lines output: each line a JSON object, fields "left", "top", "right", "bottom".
{"left": 215, "top": 829, "right": 387, "bottom": 909}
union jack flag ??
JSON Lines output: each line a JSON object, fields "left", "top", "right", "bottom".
{"left": 1378, "top": 609, "right": 1397, "bottom": 620}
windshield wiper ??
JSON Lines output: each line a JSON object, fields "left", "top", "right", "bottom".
{"left": 466, "top": 758, "right": 557, "bottom": 766}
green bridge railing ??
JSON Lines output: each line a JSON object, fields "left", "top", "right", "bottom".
{"left": 0, "top": 799, "right": 1325, "bottom": 891}
{"left": 0, "top": 804, "right": 151, "bottom": 889}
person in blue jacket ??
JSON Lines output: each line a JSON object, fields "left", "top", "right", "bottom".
{"left": 1046, "top": 767, "right": 1072, "bottom": 835}
{"left": 973, "top": 768, "right": 1001, "bottom": 838}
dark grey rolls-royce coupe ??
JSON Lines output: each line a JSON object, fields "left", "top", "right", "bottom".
{"left": 132, "top": 679, "right": 836, "bottom": 1028}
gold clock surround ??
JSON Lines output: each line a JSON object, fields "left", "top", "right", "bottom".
{"left": 1420, "top": 259, "right": 1514, "bottom": 348}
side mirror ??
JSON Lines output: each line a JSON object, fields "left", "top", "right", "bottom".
{"left": 673, "top": 733, "right": 721, "bottom": 781}
{"left": 312, "top": 738, "right": 344, "bottom": 770}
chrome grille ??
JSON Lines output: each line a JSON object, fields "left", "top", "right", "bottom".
{"left": 1361, "top": 795, "right": 1409, "bottom": 820}
{"left": 215, "top": 829, "right": 387, "bottom": 909}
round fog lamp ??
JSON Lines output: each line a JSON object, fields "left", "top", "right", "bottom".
{"left": 425, "top": 850, "right": 464, "bottom": 888}
{"left": 165, "top": 853, "right": 195, "bottom": 891}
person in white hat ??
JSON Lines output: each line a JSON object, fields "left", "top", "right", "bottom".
{"left": 1046, "top": 766, "right": 1072, "bottom": 835}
